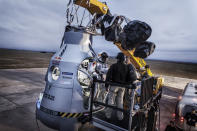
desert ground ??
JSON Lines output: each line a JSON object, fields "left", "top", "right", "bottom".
{"left": 0, "top": 49, "right": 197, "bottom": 131}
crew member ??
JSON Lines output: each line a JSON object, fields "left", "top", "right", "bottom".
{"left": 95, "top": 52, "right": 109, "bottom": 103}
{"left": 88, "top": 52, "right": 109, "bottom": 103}
{"left": 165, "top": 121, "right": 180, "bottom": 131}
{"left": 105, "top": 52, "right": 128, "bottom": 120}
{"left": 126, "top": 56, "right": 137, "bottom": 83}
{"left": 124, "top": 56, "right": 138, "bottom": 109}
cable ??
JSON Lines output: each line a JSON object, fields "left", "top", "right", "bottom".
{"left": 67, "top": 0, "right": 72, "bottom": 7}
{"left": 159, "top": 105, "right": 160, "bottom": 131}
{"left": 35, "top": 109, "right": 41, "bottom": 131}
{"left": 80, "top": 8, "right": 86, "bottom": 26}
{"left": 74, "top": 5, "right": 79, "bottom": 24}
{"left": 66, "top": 0, "right": 72, "bottom": 25}
{"left": 69, "top": 1, "right": 74, "bottom": 24}
{"left": 60, "top": 28, "right": 66, "bottom": 48}
{"left": 35, "top": 118, "right": 41, "bottom": 131}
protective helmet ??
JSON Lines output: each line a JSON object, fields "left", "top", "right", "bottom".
{"left": 81, "top": 59, "right": 89, "bottom": 68}
{"left": 116, "top": 52, "right": 125, "bottom": 62}
{"left": 101, "top": 52, "right": 108, "bottom": 59}
{"left": 98, "top": 52, "right": 108, "bottom": 63}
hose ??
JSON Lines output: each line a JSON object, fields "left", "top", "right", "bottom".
{"left": 159, "top": 105, "right": 160, "bottom": 131}
{"left": 35, "top": 110, "right": 41, "bottom": 131}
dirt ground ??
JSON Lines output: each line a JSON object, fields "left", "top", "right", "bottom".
{"left": 0, "top": 49, "right": 53, "bottom": 69}
{"left": 1, "top": 48, "right": 197, "bottom": 79}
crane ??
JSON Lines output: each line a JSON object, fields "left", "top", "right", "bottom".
{"left": 74, "top": 0, "right": 163, "bottom": 94}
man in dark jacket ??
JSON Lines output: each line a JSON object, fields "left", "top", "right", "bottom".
{"left": 126, "top": 56, "right": 137, "bottom": 83}
{"left": 124, "top": 56, "right": 138, "bottom": 109}
{"left": 105, "top": 52, "right": 128, "bottom": 120}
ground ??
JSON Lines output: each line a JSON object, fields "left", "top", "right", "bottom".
{"left": 1, "top": 68, "right": 197, "bottom": 131}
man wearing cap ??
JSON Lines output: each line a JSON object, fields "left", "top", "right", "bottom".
{"left": 105, "top": 52, "right": 128, "bottom": 120}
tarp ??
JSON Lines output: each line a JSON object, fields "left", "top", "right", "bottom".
{"left": 134, "top": 41, "right": 156, "bottom": 58}
{"left": 120, "top": 20, "right": 152, "bottom": 50}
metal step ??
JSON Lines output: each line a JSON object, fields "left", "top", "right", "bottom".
{"left": 92, "top": 117, "right": 128, "bottom": 131}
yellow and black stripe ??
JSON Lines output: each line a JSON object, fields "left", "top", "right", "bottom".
{"left": 40, "top": 106, "right": 85, "bottom": 118}
{"left": 59, "top": 112, "right": 83, "bottom": 118}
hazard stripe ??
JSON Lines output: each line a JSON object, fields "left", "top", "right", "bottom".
{"left": 60, "top": 112, "right": 84, "bottom": 118}
{"left": 67, "top": 113, "right": 73, "bottom": 118}
{"left": 61, "top": 113, "right": 67, "bottom": 118}
{"left": 69, "top": 113, "right": 76, "bottom": 118}
{"left": 65, "top": 113, "right": 70, "bottom": 117}
{"left": 78, "top": 113, "right": 83, "bottom": 117}
{"left": 40, "top": 105, "right": 85, "bottom": 118}
{"left": 73, "top": 113, "right": 78, "bottom": 118}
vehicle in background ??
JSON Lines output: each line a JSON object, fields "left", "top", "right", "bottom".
{"left": 173, "top": 82, "right": 197, "bottom": 131}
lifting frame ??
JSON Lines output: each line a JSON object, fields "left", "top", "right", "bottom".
{"left": 89, "top": 78, "right": 137, "bottom": 131}
{"left": 86, "top": 77, "right": 162, "bottom": 131}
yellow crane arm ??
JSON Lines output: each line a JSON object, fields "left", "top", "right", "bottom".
{"left": 115, "top": 42, "right": 164, "bottom": 95}
{"left": 115, "top": 42, "right": 153, "bottom": 76}
{"left": 74, "top": 0, "right": 109, "bottom": 15}
{"left": 74, "top": 0, "right": 153, "bottom": 76}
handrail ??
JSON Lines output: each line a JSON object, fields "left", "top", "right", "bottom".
{"left": 89, "top": 78, "right": 136, "bottom": 131}
{"left": 93, "top": 101, "right": 129, "bottom": 113}
{"left": 93, "top": 78, "right": 137, "bottom": 89}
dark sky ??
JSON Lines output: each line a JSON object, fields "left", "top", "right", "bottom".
{"left": 0, "top": 0, "right": 197, "bottom": 61}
